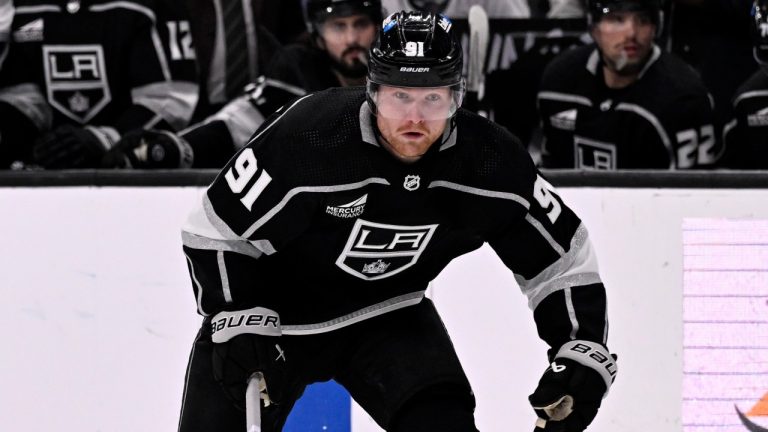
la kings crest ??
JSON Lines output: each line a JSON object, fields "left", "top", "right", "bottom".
{"left": 43, "top": 44, "right": 111, "bottom": 123}
{"left": 336, "top": 219, "right": 438, "bottom": 280}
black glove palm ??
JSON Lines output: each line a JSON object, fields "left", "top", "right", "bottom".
{"left": 33, "top": 124, "right": 118, "bottom": 168}
{"left": 101, "top": 129, "right": 193, "bottom": 168}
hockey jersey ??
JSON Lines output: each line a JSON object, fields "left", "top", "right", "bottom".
{"left": 538, "top": 44, "right": 720, "bottom": 169}
{"left": 0, "top": 0, "right": 198, "bottom": 135}
{"left": 179, "top": 44, "right": 343, "bottom": 167}
{"left": 722, "top": 69, "right": 768, "bottom": 169}
{"left": 182, "top": 86, "right": 609, "bottom": 351}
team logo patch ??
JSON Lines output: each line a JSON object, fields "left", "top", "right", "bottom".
{"left": 326, "top": 194, "right": 367, "bottom": 218}
{"left": 13, "top": 18, "right": 43, "bottom": 43}
{"left": 382, "top": 14, "right": 396, "bottom": 32}
{"left": 574, "top": 135, "right": 617, "bottom": 170}
{"left": 550, "top": 109, "right": 576, "bottom": 131}
{"left": 438, "top": 15, "right": 452, "bottom": 32}
{"left": 43, "top": 45, "right": 111, "bottom": 123}
{"left": 403, "top": 175, "right": 420, "bottom": 191}
{"left": 748, "top": 107, "right": 768, "bottom": 127}
{"left": 336, "top": 219, "right": 438, "bottom": 280}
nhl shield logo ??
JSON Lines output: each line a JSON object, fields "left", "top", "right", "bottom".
{"left": 43, "top": 45, "right": 111, "bottom": 123}
{"left": 403, "top": 175, "right": 420, "bottom": 191}
{"left": 336, "top": 219, "right": 438, "bottom": 280}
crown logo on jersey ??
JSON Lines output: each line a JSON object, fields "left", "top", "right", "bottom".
{"left": 69, "top": 91, "right": 90, "bottom": 113}
{"left": 362, "top": 259, "right": 391, "bottom": 274}
{"left": 403, "top": 175, "right": 420, "bottom": 191}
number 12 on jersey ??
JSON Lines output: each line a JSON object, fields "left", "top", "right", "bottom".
{"left": 224, "top": 148, "right": 272, "bottom": 210}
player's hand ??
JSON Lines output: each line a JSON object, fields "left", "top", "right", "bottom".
{"left": 210, "top": 307, "right": 286, "bottom": 409}
{"left": 529, "top": 341, "right": 617, "bottom": 432}
{"left": 33, "top": 124, "right": 119, "bottom": 168}
{"left": 101, "top": 129, "right": 194, "bottom": 169}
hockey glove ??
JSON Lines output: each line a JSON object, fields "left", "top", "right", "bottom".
{"left": 211, "top": 307, "right": 286, "bottom": 410}
{"left": 101, "top": 129, "right": 194, "bottom": 169}
{"left": 529, "top": 340, "right": 618, "bottom": 432}
{"left": 33, "top": 124, "right": 120, "bottom": 168}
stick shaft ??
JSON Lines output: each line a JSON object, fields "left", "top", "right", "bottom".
{"left": 246, "top": 372, "right": 263, "bottom": 432}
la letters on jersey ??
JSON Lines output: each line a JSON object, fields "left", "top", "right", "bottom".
{"left": 43, "top": 45, "right": 111, "bottom": 123}
{"left": 336, "top": 219, "right": 439, "bottom": 281}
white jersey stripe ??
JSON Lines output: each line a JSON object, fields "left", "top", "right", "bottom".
{"left": 182, "top": 231, "right": 264, "bottom": 259}
{"left": 516, "top": 223, "right": 603, "bottom": 310}
{"left": 428, "top": 180, "right": 530, "bottom": 209}
{"left": 217, "top": 251, "right": 233, "bottom": 303}
{"left": 15, "top": 5, "right": 61, "bottom": 14}
{"left": 537, "top": 91, "right": 593, "bottom": 107}
{"left": 184, "top": 253, "right": 210, "bottom": 316}
{"left": 282, "top": 291, "right": 425, "bottom": 335}
{"left": 89, "top": 1, "right": 156, "bottom": 22}
{"left": 564, "top": 286, "right": 580, "bottom": 339}
{"left": 615, "top": 102, "right": 674, "bottom": 169}
{"left": 733, "top": 89, "right": 768, "bottom": 107}
{"left": 241, "top": 178, "right": 391, "bottom": 238}
{"left": 525, "top": 213, "right": 565, "bottom": 256}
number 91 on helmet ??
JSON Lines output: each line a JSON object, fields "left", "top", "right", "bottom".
{"left": 366, "top": 11, "right": 465, "bottom": 122}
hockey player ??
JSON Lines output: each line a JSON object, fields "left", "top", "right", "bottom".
{"left": 721, "top": 0, "right": 768, "bottom": 168}
{"left": 178, "top": 10, "right": 616, "bottom": 432}
{"left": 100, "top": 0, "right": 382, "bottom": 169}
{"left": 0, "top": 0, "right": 198, "bottom": 169}
{"left": 537, "top": 0, "right": 720, "bottom": 170}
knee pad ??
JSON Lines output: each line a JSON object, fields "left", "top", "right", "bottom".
{"left": 389, "top": 384, "right": 478, "bottom": 432}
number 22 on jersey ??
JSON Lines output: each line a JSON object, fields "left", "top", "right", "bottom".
{"left": 225, "top": 148, "right": 272, "bottom": 210}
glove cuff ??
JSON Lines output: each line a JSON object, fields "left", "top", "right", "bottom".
{"left": 211, "top": 307, "right": 281, "bottom": 343}
{"left": 555, "top": 340, "right": 617, "bottom": 396}
{"left": 84, "top": 126, "right": 120, "bottom": 151}
{"left": 173, "top": 133, "right": 195, "bottom": 168}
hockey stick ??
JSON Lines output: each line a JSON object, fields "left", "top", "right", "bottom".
{"left": 246, "top": 372, "right": 265, "bottom": 432}
{"left": 467, "top": 5, "right": 490, "bottom": 117}
{"left": 532, "top": 394, "right": 574, "bottom": 431}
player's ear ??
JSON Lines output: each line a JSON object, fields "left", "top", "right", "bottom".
{"left": 315, "top": 32, "right": 327, "bottom": 51}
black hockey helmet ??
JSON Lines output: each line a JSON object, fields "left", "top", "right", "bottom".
{"left": 305, "top": 0, "right": 383, "bottom": 34}
{"left": 751, "top": 0, "right": 768, "bottom": 65}
{"left": 403, "top": 0, "right": 451, "bottom": 14}
{"left": 587, "top": 0, "right": 663, "bottom": 29}
{"left": 366, "top": 10, "right": 465, "bottom": 119}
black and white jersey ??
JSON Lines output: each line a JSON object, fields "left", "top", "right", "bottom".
{"left": 722, "top": 69, "right": 768, "bottom": 169}
{"left": 178, "top": 44, "right": 342, "bottom": 168}
{"left": 182, "top": 86, "right": 609, "bottom": 351}
{"left": 0, "top": 0, "right": 198, "bottom": 134}
{"left": 179, "top": 77, "right": 306, "bottom": 167}
{"left": 265, "top": 43, "right": 345, "bottom": 92}
{"left": 538, "top": 44, "right": 719, "bottom": 170}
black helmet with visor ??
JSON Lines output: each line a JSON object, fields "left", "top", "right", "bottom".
{"left": 366, "top": 10, "right": 465, "bottom": 121}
